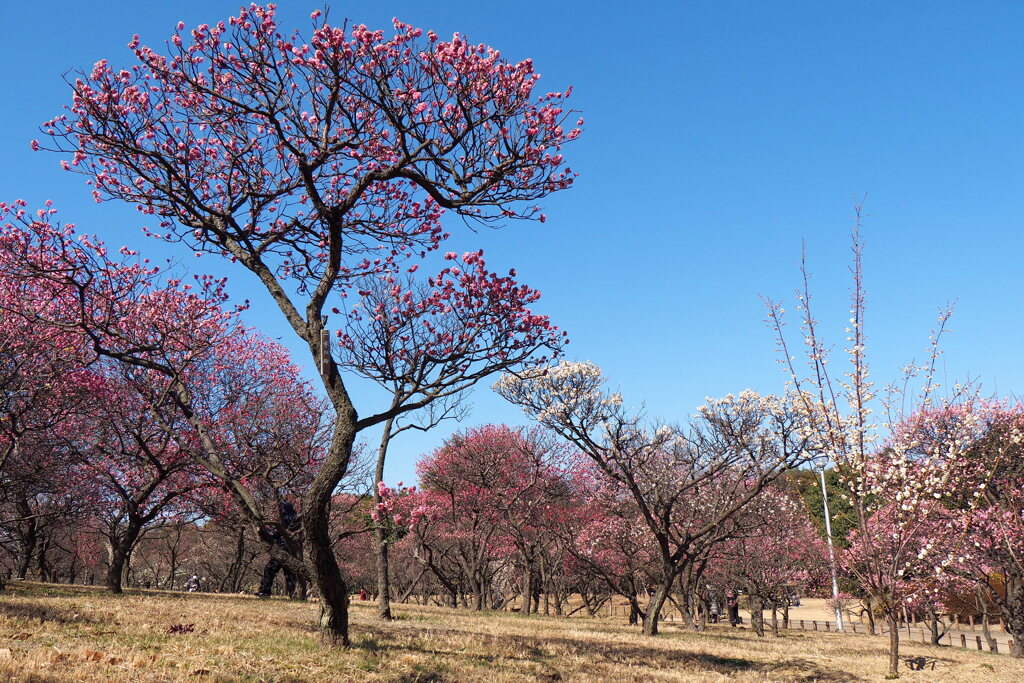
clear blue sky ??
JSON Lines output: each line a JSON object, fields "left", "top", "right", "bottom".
{"left": 2, "top": 2, "right": 1021, "bottom": 485}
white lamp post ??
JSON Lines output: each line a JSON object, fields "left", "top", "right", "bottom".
{"left": 815, "top": 455, "right": 844, "bottom": 633}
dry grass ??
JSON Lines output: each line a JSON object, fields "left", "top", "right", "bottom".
{"left": 0, "top": 582, "right": 1018, "bottom": 681}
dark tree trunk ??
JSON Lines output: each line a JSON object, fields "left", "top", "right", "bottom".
{"left": 865, "top": 597, "right": 877, "bottom": 636}
{"left": 1005, "top": 568, "right": 1024, "bottom": 658}
{"left": 374, "top": 528, "right": 392, "bottom": 620}
{"left": 301, "top": 403, "right": 358, "bottom": 646}
{"left": 106, "top": 518, "right": 144, "bottom": 594}
{"left": 628, "top": 592, "right": 643, "bottom": 625}
{"left": 307, "top": 536, "right": 348, "bottom": 646}
{"left": 887, "top": 611, "right": 900, "bottom": 678}
{"left": 373, "top": 416, "right": 395, "bottom": 621}
{"left": 520, "top": 558, "right": 533, "bottom": 615}
{"left": 750, "top": 595, "right": 765, "bottom": 637}
{"left": 643, "top": 570, "right": 673, "bottom": 636}
{"left": 927, "top": 609, "right": 942, "bottom": 646}
{"left": 399, "top": 566, "right": 425, "bottom": 604}
{"left": 36, "top": 538, "right": 51, "bottom": 583}
{"left": 16, "top": 499, "right": 36, "bottom": 580}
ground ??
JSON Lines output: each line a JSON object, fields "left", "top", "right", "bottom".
{"left": 0, "top": 582, "right": 1019, "bottom": 682}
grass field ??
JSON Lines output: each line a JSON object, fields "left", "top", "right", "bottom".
{"left": 0, "top": 582, "right": 1020, "bottom": 682}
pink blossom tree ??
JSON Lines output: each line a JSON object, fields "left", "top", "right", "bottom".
{"left": 39, "top": 4, "right": 580, "bottom": 643}
{"left": 935, "top": 403, "right": 1024, "bottom": 656}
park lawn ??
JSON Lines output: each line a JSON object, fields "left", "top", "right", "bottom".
{"left": 0, "top": 582, "right": 1018, "bottom": 682}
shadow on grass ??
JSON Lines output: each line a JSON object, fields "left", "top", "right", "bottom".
{"left": 363, "top": 621, "right": 865, "bottom": 682}
{"left": 0, "top": 598, "right": 94, "bottom": 625}
{"left": 4, "top": 580, "right": 285, "bottom": 605}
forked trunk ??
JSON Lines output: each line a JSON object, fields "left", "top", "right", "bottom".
{"left": 520, "top": 558, "right": 533, "bottom": 615}
{"left": 106, "top": 518, "right": 143, "bottom": 594}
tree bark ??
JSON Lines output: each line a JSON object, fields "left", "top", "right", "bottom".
{"left": 887, "top": 611, "right": 900, "bottom": 678}
{"left": 982, "top": 613, "right": 998, "bottom": 652}
{"left": 520, "top": 558, "right": 533, "bottom": 615}
{"left": 643, "top": 575, "right": 672, "bottom": 636}
{"left": 106, "top": 518, "right": 144, "bottom": 594}
{"left": 16, "top": 499, "right": 36, "bottom": 580}
{"left": 373, "top": 415, "right": 395, "bottom": 621}
{"left": 750, "top": 595, "right": 765, "bottom": 637}
{"left": 1005, "top": 568, "right": 1024, "bottom": 658}
{"left": 374, "top": 528, "right": 393, "bottom": 620}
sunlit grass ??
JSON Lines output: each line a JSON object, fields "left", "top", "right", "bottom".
{"left": 0, "top": 582, "right": 1019, "bottom": 681}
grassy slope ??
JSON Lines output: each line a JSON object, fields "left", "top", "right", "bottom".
{"left": 0, "top": 582, "right": 1019, "bottom": 682}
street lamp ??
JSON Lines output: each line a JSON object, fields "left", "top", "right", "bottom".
{"left": 815, "top": 454, "right": 844, "bottom": 633}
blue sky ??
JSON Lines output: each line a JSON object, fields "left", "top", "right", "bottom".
{"left": 2, "top": 2, "right": 1021, "bottom": 485}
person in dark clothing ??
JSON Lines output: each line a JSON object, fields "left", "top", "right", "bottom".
{"left": 258, "top": 501, "right": 301, "bottom": 598}
{"left": 726, "top": 589, "right": 741, "bottom": 627}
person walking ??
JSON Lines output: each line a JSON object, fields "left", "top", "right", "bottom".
{"left": 726, "top": 589, "right": 741, "bottom": 627}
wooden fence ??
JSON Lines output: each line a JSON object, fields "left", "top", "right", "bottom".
{"left": 781, "top": 619, "right": 1014, "bottom": 655}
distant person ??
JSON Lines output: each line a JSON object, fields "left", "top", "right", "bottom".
{"left": 359, "top": 588, "right": 367, "bottom": 601}
{"left": 709, "top": 598, "right": 721, "bottom": 624}
{"left": 258, "top": 500, "right": 301, "bottom": 598}
{"left": 726, "top": 589, "right": 740, "bottom": 627}
{"left": 186, "top": 574, "right": 201, "bottom": 593}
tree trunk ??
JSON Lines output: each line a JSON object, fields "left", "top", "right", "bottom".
{"left": 643, "top": 577, "right": 672, "bottom": 636}
{"left": 373, "top": 416, "right": 395, "bottom": 621}
{"left": 628, "top": 591, "right": 643, "bottom": 625}
{"left": 301, "top": 402, "right": 359, "bottom": 646}
{"left": 374, "top": 528, "right": 393, "bottom": 620}
{"left": 399, "top": 566, "right": 425, "bottom": 604}
{"left": 750, "top": 595, "right": 765, "bottom": 637}
{"left": 771, "top": 602, "right": 779, "bottom": 636}
{"left": 307, "top": 537, "right": 349, "bottom": 646}
{"left": 1005, "top": 568, "right": 1024, "bottom": 658}
{"left": 36, "top": 538, "right": 51, "bottom": 583}
{"left": 16, "top": 499, "right": 36, "bottom": 580}
{"left": 982, "top": 613, "right": 998, "bottom": 652}
{"left": 927, "top": 609, "right": 942, "bottom": 646}
{"left": 520, "top": 558, "right": 533, "bottom": 615}
{"left": 106, "top": 519, "right": 143, "bottom": 594}
{"left": 887, "top": 611, "right": 900, "bottom": 678}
